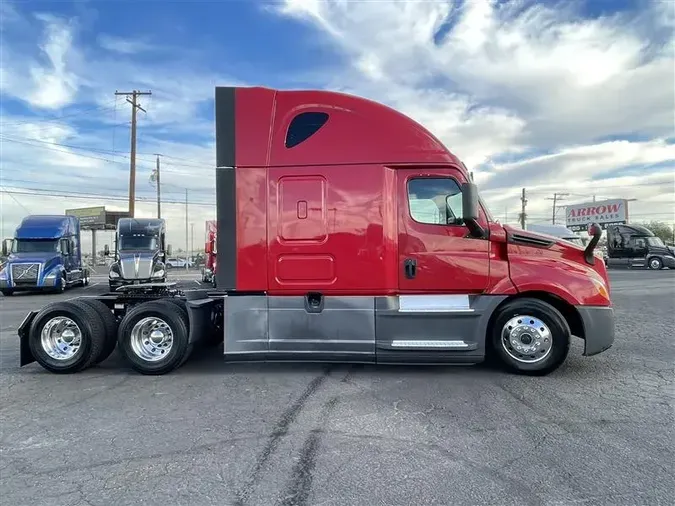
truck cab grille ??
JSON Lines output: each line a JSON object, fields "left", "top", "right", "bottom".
{"left": 11, "top": 263, "right": 40, "bottom": 284}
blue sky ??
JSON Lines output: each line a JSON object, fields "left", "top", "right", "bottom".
{"left": 1, "top": 0, "right": 673, "bottom": 248}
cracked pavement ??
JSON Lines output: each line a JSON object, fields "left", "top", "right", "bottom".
{"left": 1, "top": 271, "right": 673, "bottom": 506}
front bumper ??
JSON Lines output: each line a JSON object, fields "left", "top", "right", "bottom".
{"left": 0, "top": 277, "right": 60, "bottom": 291}
{"left": 109, "top": 277, "right": 164, "bottom": 289}
{"left": 576, "top": 305, "right": 615, "bottom": 356}
{"left": 661, "top": 256, "right": 675, "bottom": 269}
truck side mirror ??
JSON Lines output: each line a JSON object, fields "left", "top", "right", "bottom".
{"left": 59, "top": 238, "right": 71, "bottom": 255}
{"left": 2, "top": 238, "right": 12, "bottom": 257}
{"left": 461, "top": 182, "right": 485, "bottom": 239}
{"left": 104, "top": 244, "right": 110, "bottom": 256}
{"left": 167, "top": 244, "right": 172, "bottom": 256}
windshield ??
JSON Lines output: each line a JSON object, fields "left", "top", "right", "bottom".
{"left": 647, "top": 237, "right": 665, "bottom": 247}
{"left": 119, "top": 235, "right": 159, "bottom": 251}
{"left": 11, "top": 239, "right": 59, "bottom": 254}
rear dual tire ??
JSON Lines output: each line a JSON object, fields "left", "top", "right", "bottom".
{"left": 116, "top": 299, "right": 193, "bottom": 375}
{"left": 28, "top": 301, "right": 107, "bottom": 374}
{"left": 489, "top": 297, "right": 570, "bottom": 376}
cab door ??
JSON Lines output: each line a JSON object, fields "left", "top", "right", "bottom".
{"left": 397, "top": 168, "right": 490, "bottom": 294}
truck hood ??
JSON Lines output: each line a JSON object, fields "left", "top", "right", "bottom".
{"left": 5, "top": 252, "right": 61, "bottom": 264}
{"left": 650, "top": 245, "right": 675, "bottom": 257}
{"left": 116, "top": 251, "right": 161, "bottom": 279}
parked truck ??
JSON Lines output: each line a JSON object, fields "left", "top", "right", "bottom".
{"left": 16, "top": 85, "right": 615, "bottom": 376}
{"left": 1, "top": 215, "right": 90, "bottom": 296}
{"left": 104, "top": 218, "right": 169, "bottom": 291}
{"left": 605, "top": 223, "right": 675, "bottom": 270}
{"left": 201, "top": 220, "right": 217, "bottom": 286}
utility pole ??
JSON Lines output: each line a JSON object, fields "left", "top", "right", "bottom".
{"left": 185, "top": 189, "right": 189, "bottom": 272}
{"left": 115, "top": 90, "right": 151, "bottom": 218}
{"left": 519, "top": 188, "right": 527, "bottom": 229}
{"left": 151, "top": 153, "right": 162, "bottom": 219}
{"left": 190, "top": 223, "right": 194, "bottom": 266}
{"left": 547, "top": 192, "right": 569, "bottom": 225}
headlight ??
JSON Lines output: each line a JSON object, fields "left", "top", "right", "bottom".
{"left": 152, "top": 269, "right": 165, "bottom": 278}
{"left": 109, "top": 263, "right": 121, "bottom": 278}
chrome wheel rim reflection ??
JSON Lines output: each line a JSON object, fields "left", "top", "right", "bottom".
{"left": 41, "top": 317, "right": 82, "bottom": 360}
{"left": 501, "top": 315, "right": 552, "bottom": 364}
{"left": 129, "top": 317, "right": 173, "bottom": 362}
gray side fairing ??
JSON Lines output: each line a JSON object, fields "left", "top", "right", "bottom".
{"left": 221, "top": 294, "right": 507, "bottom": 364}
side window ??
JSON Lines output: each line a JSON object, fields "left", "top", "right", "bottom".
{"left": 285, "top": 112, "right": 329, "bottom": 148}
{"left": 633, "top": 238, "right": 646, "bottom": 250}
{"left": 407, "top": 178, "right": 464, "bottom": 226}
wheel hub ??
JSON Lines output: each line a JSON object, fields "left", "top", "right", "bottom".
{"left": 41, "top": 317, "right": 82, "bottom": 360}
{"left": 130, "top": 317, "right": 173, "bottom": 362}
{"left": 502, "top": 315, "right": 552, "bottom": 364}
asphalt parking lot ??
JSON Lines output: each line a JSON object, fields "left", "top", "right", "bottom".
{"left": 1, "top": 270, "right": 673, "bottom": 506}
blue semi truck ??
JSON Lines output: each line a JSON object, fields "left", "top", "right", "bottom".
{"left": 0, "top": 215, "right": 90, "bottom": 296}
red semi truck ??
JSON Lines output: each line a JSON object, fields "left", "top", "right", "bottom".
{"left": 16, "top": 86, "right": 614, "bottom": 376}
{"left": 201, "top": 220, "right": 217, "bottom": 286}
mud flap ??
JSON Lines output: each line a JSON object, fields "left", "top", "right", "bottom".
{"left": 185, "top": 296, "right": 216, "bottom": 345}
{"left": 18, "top": 310, "right": 38, "bottom": 366}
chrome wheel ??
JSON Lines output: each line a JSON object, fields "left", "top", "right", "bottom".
{"left": 501, "top": 314, "right": 552, "bottom": 364}
{"left": 649, "top": 258, "right": 661, "bottom": 270}
{"left": 40, "top": 317, "right": 82, "bottom": 360}
{"left": 129, "top": 317, "right": 173, "bottom": 362}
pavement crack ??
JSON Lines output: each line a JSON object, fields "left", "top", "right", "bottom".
{"left": 278, "top": 397, "right": 339, "bottom": 506}
{"left": 233, "top": 367, "right": 332, "bottom": 506}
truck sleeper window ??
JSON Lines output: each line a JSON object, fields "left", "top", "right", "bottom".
{"left": 285, "top": 112, "right": 329, "bottom": 148}
{"left": 408, "top": 177, "right": 463, "bottom": 226}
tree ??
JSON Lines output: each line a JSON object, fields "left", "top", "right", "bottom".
{"left": 640, "top": 221, "right": 675, "bottom": 244}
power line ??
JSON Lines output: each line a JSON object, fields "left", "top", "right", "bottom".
{"left": 0, "top": 133, "right": 212, "bottom": 169}
{"left": 1, "top": 188, "right": 215, "bottom": 207}
{"left": 0, "top": 100, "right": 121, "bottom": 127}
{"left": 0, "top": 177, "right": 215, "bottom": 196}
{"left": 546, "top": 192, "right": 569, "bottom": 225}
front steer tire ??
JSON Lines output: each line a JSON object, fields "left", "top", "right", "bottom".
{"left": 489, "top": 297, "right": 571, "bottom": 376}
{"left": 72, "top": 298, "right": 119, "bottom": 365}
{"left": 28, "top": 301, "right": 106, "bottom": 374}
{"left": 117, "top": 300, "right": 193, "bottom": 375}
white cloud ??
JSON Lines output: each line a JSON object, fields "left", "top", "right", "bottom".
{"left": 1, "top": 0, "right": 673, "bottom": 252}
{"left": 97, "top": 34, "right": 157, "bottom": 55}
{"left": 0, "top": 8, "right": 233, "bottom": 246}
{"left": 1, "top": 13, "right": 80, "bottom": 109}
{"left": 270, "top": 0, "right": 675, "bottom": 226}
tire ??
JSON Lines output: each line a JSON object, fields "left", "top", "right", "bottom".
{"left": 648, "top": 257, "right": 663, "bottom": 270}
{"left": 27, "top": 300, "right": 106, "bottom": 374}
{"left": 81, "top": 270, "right": 90, "bottom": 287}
{"left": 489, "top": 297, "right": 571, "bottom": 376}
{"left": 117, "top": 300, "right": 193, "bottom": 375}
{"left": 73, "top": 298, "right": 119, "bottom": 364}
{"left": 1, "top": 289, "right": 13, "bottom": 296}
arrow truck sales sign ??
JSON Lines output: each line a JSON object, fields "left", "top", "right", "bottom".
{"left": 565, "top": 199, "right": 628, "bottom": 231}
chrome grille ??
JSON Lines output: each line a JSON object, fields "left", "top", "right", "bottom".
{"left": 11, "top": 263, "right": 40, "bottom": 284}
